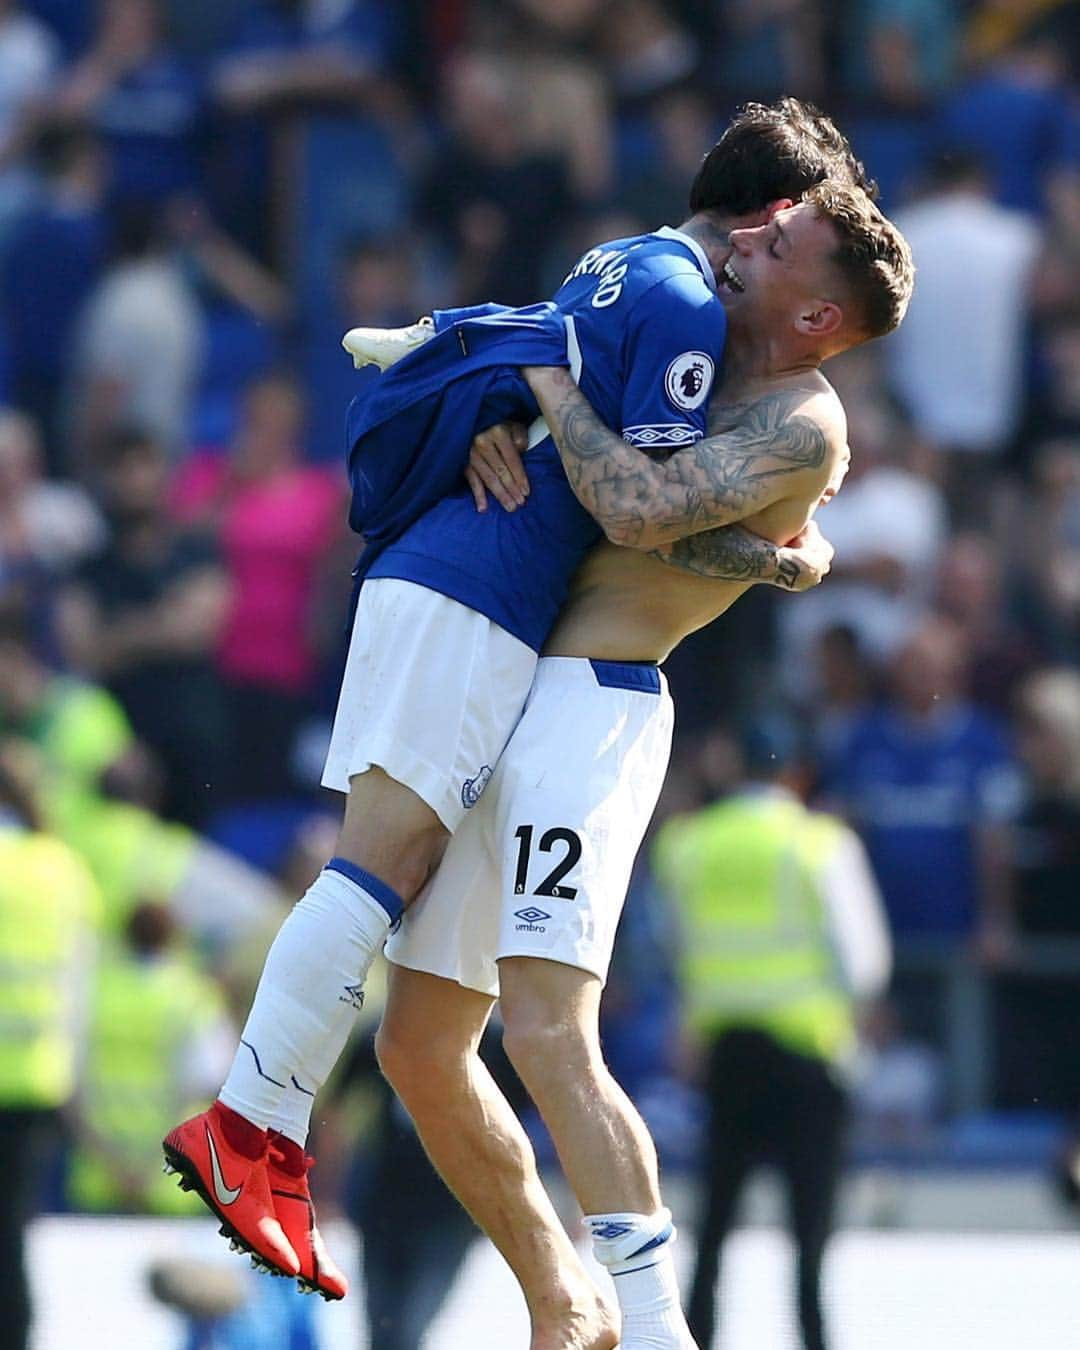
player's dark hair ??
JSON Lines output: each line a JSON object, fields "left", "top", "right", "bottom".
{"left": 805, "top": 180, "right": 915, "bottom": 341}
{"left": 689, "top": 98, "right": 877, "bottom": 218}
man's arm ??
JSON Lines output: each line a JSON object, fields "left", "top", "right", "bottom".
{"left": 652, "top": 519, "right": 834, "bottom": 592}
{"left": 526, "top": 365, "right": 836, "bottom": 551}
{"left": 464, "top": 422, "right": 833, "bottom": 590}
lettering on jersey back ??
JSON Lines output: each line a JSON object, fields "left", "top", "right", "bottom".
{"left": 564, "top": 246, "right": 631, "bottom": 310}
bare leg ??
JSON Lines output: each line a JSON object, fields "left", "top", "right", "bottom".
{"left": 500, "top": 957, "right": 696, "bottom": 1350}
{"left": 499, "top": 957, "right": 661, "bottom": 1215}
{"left": 335, "top": 765, "right": 449, "bottom": 900}
{"left": 376, "top": 965, "right": 618, "bottom": 1350}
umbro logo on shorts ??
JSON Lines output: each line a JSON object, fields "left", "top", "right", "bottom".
{"left": 515, "top": 907, "right": 551, "bottom": 924}
{"left": 461, "top": 765, "right": 493, "bottom": 809}
{"left": 514, "top": 906, "right": 551, "bottom": 933}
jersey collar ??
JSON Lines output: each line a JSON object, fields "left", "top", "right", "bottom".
{"left": 654, "top": 225, "right": 717, "bottom": 293}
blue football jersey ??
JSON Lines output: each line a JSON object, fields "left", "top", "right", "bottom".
{"left": 367, "top": 227, "right": 727, "bottom": 651}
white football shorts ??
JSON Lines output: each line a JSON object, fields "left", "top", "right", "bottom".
{"left": 384, "top": 655, "right": 675, "bottom": 994}
{"left": 321, "top": 578, "right": 537, "bottom": 832}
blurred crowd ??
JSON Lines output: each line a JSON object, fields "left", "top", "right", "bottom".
{"left": 0, "top": 0, "right": 1077, "bottom": 1343}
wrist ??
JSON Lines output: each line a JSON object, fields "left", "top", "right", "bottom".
{"left": 767, "top": 542, "right": 800, "bottom": 589}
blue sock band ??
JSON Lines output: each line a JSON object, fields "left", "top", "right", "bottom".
{"left": 326, "top": 857, "right": 404, "bottom": 925}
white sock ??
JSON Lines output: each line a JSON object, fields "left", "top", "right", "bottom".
{"left": 587, "top": 1210, "right": 696, "bottom": 1350}
{"left": 219, "top": 859, "right": 400, "bottom": 1132}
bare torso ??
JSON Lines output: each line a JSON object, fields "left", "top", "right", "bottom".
{"left": 544, "top": 496, "right": 811, "bottom": 661}
{"left": 544, "top": 368, "right": 845, "bottom": 662}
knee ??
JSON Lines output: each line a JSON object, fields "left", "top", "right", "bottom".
{"left": 501, "top": 1004, "right": 598, "bottom": 1091}
{"left": 375, "top": 1017, "right": 428, "bottom": 1099}
{"left": 375, "top": 1015, "right": 463, "bottom": 1108}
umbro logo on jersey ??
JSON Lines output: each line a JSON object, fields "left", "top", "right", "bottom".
{"left": 206, "top": 1126, "right": 242, "bottom": 1206}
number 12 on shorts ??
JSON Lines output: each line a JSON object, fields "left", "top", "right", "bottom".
{"left": 512, "top": 825, "right": 582, "bottom": 900}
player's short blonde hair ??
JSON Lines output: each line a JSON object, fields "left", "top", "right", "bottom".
{"left": 804, "top": 180, "right": 915, "bottom": 341}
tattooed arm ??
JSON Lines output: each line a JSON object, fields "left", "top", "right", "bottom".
{"left": 652, "top": 519, "right": 835, "bottom": 591}
{"left": 525, "top": 365, "right": 842, "bottom": 551}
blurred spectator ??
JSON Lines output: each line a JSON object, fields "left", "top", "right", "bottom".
{"left": 597, "top": 0, "right": 700, "bottom": 106}
{"left": 779, "top": 377, "right": 947, "bottom": 682}
{"left": 0, "top": 0, "right": 60, "bottom": 226}
{"left": 167, "top": 193, "right": 292, "bottom": 328}
{"left": 824, "top": 619, "right": 1022, "bottom": 955}
{"left": 1010, "top": 668, "right": 1080, "bottom": 938}
{"left": 305, "top": 232, "right": 418, "bottom": 464}
{"left": 417, "top": 51, "right": 576, "bottom": 305}
{"left": 935, "top": 18, "right": 1074, "bottom": 215}
{"left": 0, "top": 118, "right": 108, "bottom": 467}
{"left": 851, "top": 997, "right": 944, "bottom": 1148}
{"left": 469, "top": 0, "right": 612, "bottom": 200}
{"left": 842, "top": 0, "right": 958, "bottom": 110}
{"left": 0, "top": 408, "right": 106, "bottom": 578}
{"left": 57, "top": 0, "right": 205, "bottom": 206}
{"left": 1025, "top": 312, "right": 1080, "bottom": 446}
{"left": 1029, "top": 168, "right": 1080, "bottom": 326}
{"left": 211, "top": 0, "right": 408, "bottom": 262}
{"left": 60, "top": 426, "right": 233, "bottom": 827}
{"left": 996, "top": 669, "right": 1080, "bottom": 1112}
{"left": 712, "top": 0, "right": 825, "bottom": 103}
{"left": 67, "top": 900, "right": 234, "bottom": 1215}
{"left": 172, "top": 373, "right": 344, "bottom": 802}
{"left": 0, "top": 599, "right": 135, "bottom": 800}
{"left": 805, "top": 624, "right": 876, "bottom": 770}
{"left": 71, "top": 201, "right": 205, "bottom": 460}
{"left": 936, "top": 531, "right": 1041, "bottom": 713}
{"left": 0, "top": 599, "right": 288, "bottom": 948}
{"left": 0, "top": 744, "right": 100, "bottom": 1350}
{"left": 1017, "top": 441, "right": 1080, "bottom": 664}
{"left": 655, "top": 723, "right": 891, "bottom": 1350}
{"left": 214, "top": 0, "right": 399, "bottom": 117}
{"left": 964, "top": 0, "right": 1079, "bottom": 67}
{"left": 149, "top": 1257, "right": 319, "bottom": 1350}
{"left": 615, "top": 87, "right": 718, "bottom": 228}
{"left": 885, "top": 152, "right": 1041, "bottom": 519}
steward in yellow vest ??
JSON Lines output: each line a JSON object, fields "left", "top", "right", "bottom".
{"left": 654, "top": 724, "right": 891, "bottom": 1350}
{"left": 67, "top": 902, "right": 233, "bottom": 1215}
{"left": 0, "top": 747, "right": 100, "bottom": 1350}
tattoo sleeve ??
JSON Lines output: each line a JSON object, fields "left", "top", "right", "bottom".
{"left": 533, "top": 369, "right": 828, "bottom": 549}
{"left": 651, "top": 526, "right": 799, "bottom": 587}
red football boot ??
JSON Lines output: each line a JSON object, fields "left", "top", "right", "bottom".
{"left": 267, "top": 1138, "right": 349, "bottom": 1301}
{"left": 163, "top": 1104, "right": 300, "bottom": 1278}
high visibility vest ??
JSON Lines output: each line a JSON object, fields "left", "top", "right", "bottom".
{"left": 68, "top": 953, "right": 226, "bottom": 1215}
{"left": 46, "top": 791, "right": 195, "bottom": 935}
{"left": 656, "top": 795, "right": 855, "bottom": 1064}
{"left": 0, "top": 829, "right": 100, "bottom": 1109}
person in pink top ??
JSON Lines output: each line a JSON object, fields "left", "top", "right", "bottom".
{"left": 173, "top": 373, "right": 344, "bottom": 801}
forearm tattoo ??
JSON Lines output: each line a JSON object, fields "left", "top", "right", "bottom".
{"left": 651, "top": 526, "right": 803, "bottom": 589}
{"left": 540, "top": 374, "right": 828, "bottom": 546}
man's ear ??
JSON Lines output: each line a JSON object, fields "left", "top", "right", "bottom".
{"left": 765, "top": 198, "right": 794, "bottom": 219}
{"left": 795, "top": 300, "right": 843, "bottom": 338}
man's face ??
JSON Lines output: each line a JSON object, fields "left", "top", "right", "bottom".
{"left": 715, "top": 202, "right": 841, "bottom": 339}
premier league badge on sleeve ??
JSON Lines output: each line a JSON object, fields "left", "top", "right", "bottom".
{"left": 664, "top": 352, "right": 714, "bottom": 411}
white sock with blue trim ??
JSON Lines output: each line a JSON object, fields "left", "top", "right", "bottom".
{"left": 219, "top": 859, "right": 400, "bottom": 1136}
{"left": 586, "top": 1209, "right": 697, "bottom": 1349}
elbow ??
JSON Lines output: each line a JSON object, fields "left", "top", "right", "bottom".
{"left": 599, "top": 516, "right": 666, "bottom": 551}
